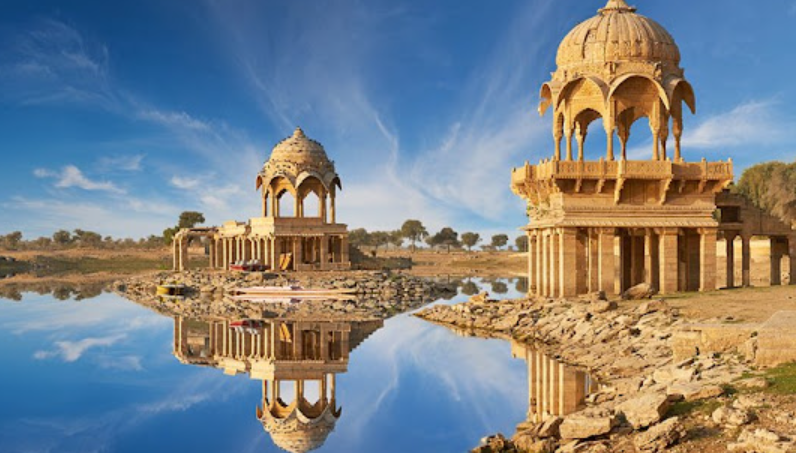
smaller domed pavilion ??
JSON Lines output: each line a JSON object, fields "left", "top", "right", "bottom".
{"left": 173, "top": 127, "right": 350, "bottom": 272}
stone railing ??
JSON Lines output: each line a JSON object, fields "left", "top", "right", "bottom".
{"left": 512, "top": 159, "right": 733, "bottom": 185}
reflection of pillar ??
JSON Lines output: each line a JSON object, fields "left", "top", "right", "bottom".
{"left": 771, "top": 237, "right": 782, "bottom": 286}
{"left": 658, "top": 228, "right": 679, "bottom": 294}
{"left": 700, "top": 228, "right": 718, "bottom": 292}
{"left": 559, "top": 228, "right": 578, "bottom": 297}
{"left": 550, "top": 230, "right": 559, "bottom": 297}
{"left": 725, "top": 234, "right": 736, "bottom": 288}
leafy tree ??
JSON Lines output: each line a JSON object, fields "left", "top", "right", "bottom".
{"left": 461, "top": 232, "right": 481, "bottom": 252}
{"left": 2, "top": 231, "right": 23, "bottom": 250}
{"left": 52, "top": 230, "right": 73, "bottom": 246}
{"left": 73, "top": 229, "right": 102, "bottom": 247}
{"left": 178, "top": 211, "right": 206, "bottom": 229}
{"left": 433, "top": 227, "right": 460, "bottom": 253}
{"left": 733, "top": 161, "right": 796, "bottom": 225}
{"left": 348, "top": 228, "right": 371, "bottom": 248}
{"left": 389, "top": 230, "right": 404, "bottom": 250}
{"left": 370, "top": 231, "right": 391, "bottom": 253}
{"left": 733, "top": 162, "right": 783, "bottom": 213}
{"left": 515, "top": 235, "right": 529, "bottom": 252}
{"left": 425, "top": 235, "right": 438, "bottom": 250}
{"left": 400, "top": 220, "right": 428, "bottom": 252}
{"left": 491, "top": 234, "right": 509, "bottom": 250}
{"left": 163, "top": 227, "right": 179, "bottom": 246}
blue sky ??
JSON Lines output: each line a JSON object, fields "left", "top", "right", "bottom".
{"left": 1, "top": 0, "right": 795, "bottom": 239}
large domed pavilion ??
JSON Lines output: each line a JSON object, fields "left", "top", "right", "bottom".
{"left": 511, "top": 0, "right": 737, "bottom": 296}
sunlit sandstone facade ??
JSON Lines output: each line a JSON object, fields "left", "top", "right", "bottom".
{"left": 511, "top": 0, "right": 740, "bottom": 297}
{"left": 173, "top": 316, "right": 382, "bottom": 453}
{"left": 173, "top": 128, "right": 350, "bottom": 272}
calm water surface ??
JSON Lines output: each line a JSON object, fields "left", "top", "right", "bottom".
{"left": 0, "top": 279, "right": 538, "bottom": 453}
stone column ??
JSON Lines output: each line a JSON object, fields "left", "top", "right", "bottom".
{"left": 598, "top": 229, "right": 615, "bottom": 295}
{"left": 330, "top": 194, "right": 336, "bottom": 224}
{"left": 209, "top": 239, "right": 215, "bottom": 269}
{"left": 341, "top": 236, "right": 350, "bottom": 264}
{"left": 321, "top": 194, "right": 328, "bottom": 223}
{"left": 741, "top": 235, "right": 751, "bottom": 287}
{"left": 539, "top": 231, "right": 547, "bottom": 296}
{"left": 725, "top": 234, "right": 736, "bottom": 288}
{"left": 789, "top": 236, "right": 796, "bottom": 286}
{"left": 588, "top": 230, "right": 599, "bottom": 293}
{"left": 319, "top": 235, "right": 328, "bottom": 269}
{"left": 699, "top": 228, "right": 718, "bottom": 292}
{"left": 658, "top": 228, "right": 679, "bottom": 294}
{"left": 172, "top": 239, "right": 178, "bottom": 271}
{"left": 528, "top": 232, "right": 536, "bottom": 295}
{"left": 559, "top": 228, "right": 578, "bottom": 297}
{"left": 771, "top": 237, "right": 783, "bottom": 286}
{"left": 536, "top": 231, "right": 543, "bottom": 297}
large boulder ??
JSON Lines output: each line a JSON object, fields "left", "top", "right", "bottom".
{"left": 667, "top": 382, "right": 724, "bottom": 401}
{"left": 622, "top": 283, "right": 657, "bottom": 300}
{"left": 728, "top": 429, "right": 796, "bottom": 453}
{"left": 559, "top": 414, "right": 617, "bottom": 440}
{"left": 617, "top": 392, "right": 671, "bottom": 429}
{"left": 633, "top": 417, "right": 686, "bottom": 452}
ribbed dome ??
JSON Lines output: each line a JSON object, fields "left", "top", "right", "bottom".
{"left": 270, "top": 127, "right": 332, "bottom": 166}
{"left": 556, "top": 0, "right": 680, "bottom": 72}
{"left": 257, "top": 127, "right": 341, "bottom": 193}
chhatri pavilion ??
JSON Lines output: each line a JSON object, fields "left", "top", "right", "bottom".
{"left": 511, "top": 0, "right": 795, "bottom": 297}
{"left": 173, "top": 127, "right": 351, "bottom": 272}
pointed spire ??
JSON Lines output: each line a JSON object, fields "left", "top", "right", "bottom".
{"left": 293, "top": 126, "right": 306, "bottom": 138}
{"left": 600, "top": 0, "right": 636, "bottom": 14}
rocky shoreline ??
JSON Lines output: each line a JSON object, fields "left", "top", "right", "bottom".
{"left": 415, "top": 293, "right": 796, "bottom": 453}
{"left": 114, "top": 269, "right": 458, "bottom": 321}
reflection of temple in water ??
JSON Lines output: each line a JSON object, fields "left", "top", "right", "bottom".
{"left": 511, "top": 341, "right": 598, "bottom": 424}
{"left": 173, "top": 316, "right": 383, "bottom": 453}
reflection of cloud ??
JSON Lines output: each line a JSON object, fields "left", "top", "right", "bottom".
{"left": 34, "top": 334, "right": 126, "bottom": 362}
{"left": 97, "top": 354, "right": 143, "bottom": 371}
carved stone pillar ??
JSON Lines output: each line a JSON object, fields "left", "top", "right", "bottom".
{"left": 536, "top": 231, "right": 544, "bottom": 297}
{"left": 575, "top": 123, "right": 586, "bottom": 162}
{"left": 725, "top": 233, "right": 736, "bottom": 288}
{"left": 699, "top": 228, "right": 718, "bottom": 292}
{"left": 553, "top": 124, "right": 563, "bottom": 162}
{"left": 789, "top": 236, "right": 796, "bottom": 286}
{"left": 564, "top": 124, "right": 575, "bottom": 162}
{"left": 209, "top": 239, "right": 215, "bottom": 269}
{"left": 528, "top": 232, "right": 536, "bottom": 295}
{"left": 330, "top": 194, "right": 336, "bottom": 224}
{"left": 588, "top": 230, "right": 599, "bottom": 293}
{"left": 741, "top": 235, "right": 751, "bottom": 287}
{"left": 550, "top": 230, "right": 560, "bottom": 297}
{"left": 541, "top": 231, "right": 549, "bottom": 297}
{"left": 598, "top": 228, "right": 615, "bottom": 294}
{"left": 559, "top": 228, "right": 578, "bottom": 297}
{"left": 771, "top": 237, "right": 782, "bottom": 286}
{"left": 658, "top": 228, "right": 679, "bottom": 294}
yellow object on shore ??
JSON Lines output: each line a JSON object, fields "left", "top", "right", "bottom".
{"left": 157, "top": 284, "right": 185, "bottom": 296}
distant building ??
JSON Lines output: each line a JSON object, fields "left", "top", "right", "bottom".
{"left": 511, "top": 0, "right": 795, "bottom": 296}
{"left": 173, "top": 127, "right": 350, "bottom": 272}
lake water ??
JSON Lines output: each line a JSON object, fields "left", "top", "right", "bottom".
{"left": 0, "top": 278, "right": 591, "bottom": 453}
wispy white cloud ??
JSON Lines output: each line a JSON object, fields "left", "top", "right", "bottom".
{"left": 683, "top": 99, "right": 790, "bottom": 149}
{"left": 97, "top": 154, "right": 145, "bottom": 172}
{"left": 34, "top": 334, "right": 126, "bottom": 362}
{"left": 170, "top": 175, "right": 201, "bottom": 190}
{"left": 33, "top": 165, "right": 126, "bottom": 194}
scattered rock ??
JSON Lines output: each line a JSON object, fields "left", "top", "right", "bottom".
{"left": 735, "top": 377, "right": 770, "bottom": 390}
{"left": 537, "top": 416, "right": 563, "bottom": 438}
{"left": 633, "top": 417, "right": 686, "bottom": 452}
{"left": 728, "top": 428, "right": 796, "bottom": 453}
{"left": 472, "top": 433, "right": 513, "bottom": 453}
{"left": 713, "top": 406, "right": 753, "bottom": 429}
{"left": 637, "top": 299, "right": 669, "bottom": 315}
{"left": 559, "top": 415, "right": 617, "bottom": 440}
{"left": 617, "top": 392, "right": 671, "bottom": 429}
{"left": 623, "top": 283, "right": 657, "bottom": 300}
{"left": 667, "top": 383, "right": 724, "bottom": 401}
{"left": 590, "top": 300, "right": 617, "bottom": 314}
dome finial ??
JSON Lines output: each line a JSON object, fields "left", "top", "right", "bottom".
{"left": 600, "top": 0, "right": 636, "bottom": 13}
{"left": 294, "top": 126, "right": 305, "bottom": 138}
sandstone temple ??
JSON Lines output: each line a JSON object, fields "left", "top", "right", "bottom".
{"left": 172, "top": 127, "right": 351, "bottom": 272}
{"left": 511, "top": 0, "right": 795, "bottom": 297}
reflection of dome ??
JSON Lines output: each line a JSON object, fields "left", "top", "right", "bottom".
{"left": 556, "top": 0, "right": 680, "bottom": 75}
{"left": 257, "top": 405, "right": 341, "bottom": 453}
{"left": 256, "top": 127, "right": 341, "bottom": 192}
